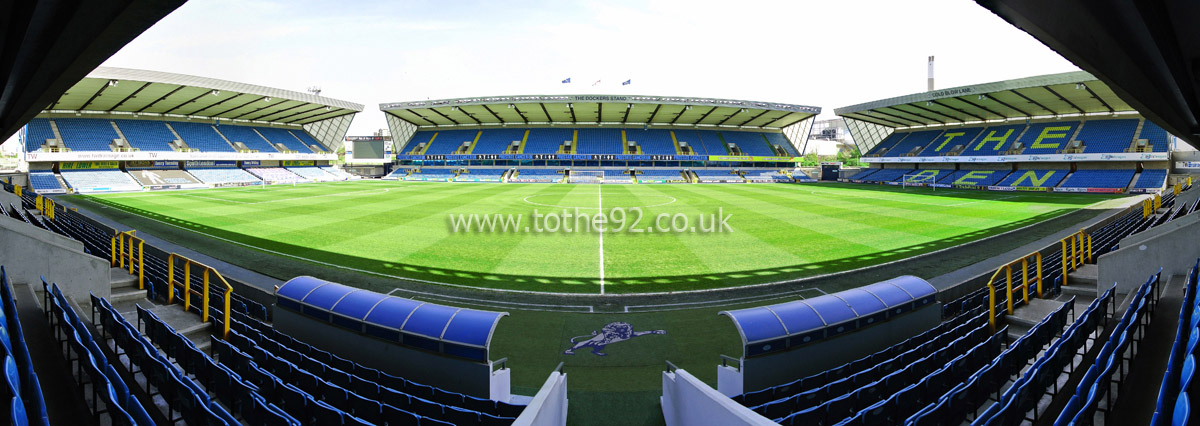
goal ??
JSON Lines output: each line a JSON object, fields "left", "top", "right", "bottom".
{"left": 569, "top": 170, "right": 604, "bottom": 184}
{"left": 261, "top": 178, "right": 297, "bottom": 188}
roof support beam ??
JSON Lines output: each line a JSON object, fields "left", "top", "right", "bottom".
{"left": 428, "top": 108, "right": 461, "bottom": 125}
{"left": 136, "top": 85, "right": 187, "bottom": 113}
{"left": 398, "top": 110, "right": 436, "bottom": 126}
{"left": 1008, "top": 89, "right": 1053, "bottom": 115}
{"left": 952, "top": 96, "right": 1007, "bottom": 118}
{"left": 716, "top": 109, "right": 742, "bottom": 126}
{"left": 620, "top": 103, "right": 632, "bottom": 124}
{"left": 164, "top": 90, "right": 215, "bottom": 115}
{"left": 567, "top": 103, "right": 578, "bottom": 122}
{"left": 738, "top": 109, "right": 771, "bottom": 127}
{"left": 930, "top": 99, "right": 984, "bottom": 121}
{"left": 888, "top": 106, "right": 946, "bottom": 125}
{"left": 249, "top": 102, "right": 307, "bottom": 121}
{"left": 671, "top": 106, "right": 694, "bottom": 125}
{"left": 211, "top": 96, "right": 267, "bottom": 117}
{"left": 480, "top": 104, "right": 504, "bottom": 123}
{"left": 647, "top": 104, "right": 664, "bottom": 124}
{"left": 533, "top": 104, "right": 546, "bottom": 123}
{"left": 188, "top": 93, "right": 244, "bottom": 116}
{"left": 694, "top": 106, "right": 718, "bottom": 125}
{"left": 597, "top": 102, "right": 603, "bottom": 122}
{"left": 1043, "top": 86, "right": 1083, "bottom": 113}
{"left": 272, "top": 105, "right": 327, "bottom": 123}
{"left": 1082, "top": 84, "right": 1115, "bottom": 113}
{"left": 905, "top": 103, "right": 959, "bottom": 122}
{"left": 763, "top": 113, "right": 805, "bottom": 128}
{"left": 107, "top": 82, "right": 152, "bottom": 112}
{"left": 871, "top": 108, "right": 925, "bottom": 126}
{"left": 844, "top": 112, "right": 905, "bottom": 128}
{"left": 983, "top": 94, "right": 1032, "bottom": 116}
{"left": 79, "top": 82, "right": 112, "bottom": 111}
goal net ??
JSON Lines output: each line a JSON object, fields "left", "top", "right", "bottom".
{"left": 261, "top": 178, "right": 297, "bottom": 188}
{"left": 569, "top": 170, "right": 604, "bottom": 184}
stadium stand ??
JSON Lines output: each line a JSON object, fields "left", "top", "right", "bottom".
{"left": 937, "top": 169, "right": 1013, "bottom": 187}
{"left": 1149, "top": 260, "right": 1198, "bottom": 426}
{"left": 27, "top": 172, "right": 66, "bottom": 193}
{"left": 22, "top": 118, "right": 57, "bottom": 152}
{"left": 1058, "top": 169, "right": 1136, "bottom": 189}
{"left": 127, "top": 169, "right": 204, "bottom": 187}
{"left": 215, "top": 125, "right": 279, "bottom": 152}
{"left": 1015, "top": 121, "right": 1081, "bottom": 154}
{"left": 864, "top": 132, "right": 906, "bottom": 157}
{"left": 743, "top": 170, "right": 793, "bottom": 183}
{"left": 54, "top": 118, "right": 122, "bottom": 152}
{"left": 398, "top": 131, "right": 434, "bottom": 154}
{"left": 720, "top": 132, "right": 776, "bottom": 156}
{"left": 319, "top": 166, "right": 356, "bottom": 180}
{"left": 576, "top": 129, "right": 623, "bottom": 154}
{"left": 918, "top": 126, "right": 986, "bottom": 156}
{"left": 407, "top": 169, "right": 458, "bottom": 181}
{"left": 859, "top": 169, "right": 912, "bottom": 183}
{"left": 112, "top": 119, "right": 177, "bottom": 151}
{"left": 290, "top": 129, "right": 330, "bottom": 152}
{"left": 472, "top": 129, "right": 527, "bottom": 155}
{"left": 966, "top": 124, "right": 1028, "bottom": 155}
{"left": 287, "top": 166, "right": 338, "bottom": 182}
{"left": 692, "top": 169, "right": 743, "bottom": 183}
{"left": 0, "top": 267, "right": 50, "bottom": 426}
{"left": 1133, "top": 169, "right": 1169, "bottom": 190}
{"left": 1138, "top": 120, "right": 1172, "bottom": 152}
{"left": 764, "top": 133, "right": 800, "bottom": 156}
{"left": 882, "top": 129, "right": 943, "bottom": 157}
{"left": 995, "top": 169, "right": 1068, "bottom": 188}
{"left": 247, "top": 167, "right": 305, "bottom": 183}
{"left": 1074, "top": 119, "right": 1139, "bottom": 153}
{"left": 456, "top": 168, "right": 508, "bottom": 182}
{"left": 423, "top": 130, "right": 480, "bottom": 155}
{"left": 59, "top": 170, "right": 142, "bottom": 192}
{"left": 692, "top": 131, "right": 729, "bottom": 156}
{"left": 255, "top": 127, "right": 309, "bottom": 152}
{"left": 523, "top": 129, "right": 575, "bottom": 154}
{"left": 509, "top": 169, "right": 561, "bottom": 183}
{"left": 846, "top": 169, "right": 880, "bottom": 181}
{"left": 169, "top": 122, "right": 237, "bottom": 152}
{"left": 897, "top": 169, "right": 954, "bottom": 184}
{"left": 627, "top": 129, "right": 678, "bottom": 155}
{"left": 636, "top": 169, "right": 686, "bottom": 182}
{"left": 186, "top": 168, "right": 261, "bottom": 185}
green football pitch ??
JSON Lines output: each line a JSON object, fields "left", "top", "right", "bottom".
{"left": 73, "top": 180, "right": 1114, "bottom": 294}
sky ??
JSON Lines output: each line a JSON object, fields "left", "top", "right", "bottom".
{"left": 5, "top": 0, "right": 1080, "bottom": 150}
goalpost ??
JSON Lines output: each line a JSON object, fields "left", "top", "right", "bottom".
{"left": 900, "top": 172, "right": 937, "bottom": 190}
{"left": 261, "top": 178, "right": 297, "bottom": 188}
{"left": 569, "top": 170, "right": 604, "bottom": 184}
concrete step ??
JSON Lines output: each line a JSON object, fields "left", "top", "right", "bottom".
{"left": 108, "top": 288, "right": 148, "bottom": 305}
{"left": 110, "top": 267, "right": 139, "bottom": 289}
{"left": 1060, "top": 284, "right": 1097, "bottom": 301}
{"left": 1067, "top": 264, "right": 1099, "bottom": 287}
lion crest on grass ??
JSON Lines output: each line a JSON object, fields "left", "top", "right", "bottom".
{"left": 563, "top": 321, "right": 665, "bottom": 356}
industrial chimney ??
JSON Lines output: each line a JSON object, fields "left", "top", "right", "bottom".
{"left": 927, "top": 56, "right": 935, "bottom": 91}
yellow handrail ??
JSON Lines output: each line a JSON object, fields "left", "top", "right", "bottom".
{"left": 111, "top": 230, "right": 145, "bottom": 289}
{"left": 985, "top": 251, "right": 1042, "bottom": 332}
{"left": 167, "top": 253, "right": 232, "bottom": 338}
{"left": 1059, "top": 229, "right": 1091, "bottom": 284}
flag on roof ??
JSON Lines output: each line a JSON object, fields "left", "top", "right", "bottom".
{"left": 622, "top": 79, "right": 631, "bottom": 86}
{"left": 562, "top": 78, "right": 571, "bottom": 84}
{"left": 592, "top": 80, "right": 601, "bottom": 86}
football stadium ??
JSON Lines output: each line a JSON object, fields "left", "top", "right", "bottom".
{"left": 1, "top": 1, "right": 1199, "bottom": 426}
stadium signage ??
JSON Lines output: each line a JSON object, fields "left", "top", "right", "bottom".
{"left": 863, "top": 152, "right": 1170, "bottom": 164}
{"left": 184, "top": 160, "right": 238, "bottom": 168}
{"left": 282, "top": 160, "right": 314, "bottom": 166}
{"left": 126, "top": 160, "right": 179, "bottom": 169}
{"left": 60, "top": 161, "right": 119, "bottom": 169}
{"left": 396, "top": 154, "right": 714, "bottom": 161}
{"left": 1129, "top": 188, "right": 1162, "bottom": 194}
{"left": 345, "top": 136, "right": 390, "bottom": 141}
{"left": 988, "top": 186, "right": 1017, "bottom": 192}
{"left": 24, "top": 151, "right": 336, "bottom": 162}
{"left": 1177, "top": 161, "right": 1200, "bottom": 169}
{"left": 930, "top": 183, "right": 952, "bottom": 188}
{"left": 1052, "top": 187, "right": 1089, "bottom": 193}
{"left": 242, "top": 160, "right": 261, "bottom": 166}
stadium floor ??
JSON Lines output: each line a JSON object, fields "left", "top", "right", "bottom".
{"left": 58, "top": 182, "right": 1140, "bottom": 425}
{"left": 68, "top": 180, "right": 1116, "bottom": 294}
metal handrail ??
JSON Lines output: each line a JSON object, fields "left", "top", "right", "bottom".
{"left": 1059, "top": 229, "right": 1091, "bottom": 284}
{"left": 111, "top": 230, "right": 145, "bottom": 289}
{"left": 985, "top": 251, "right": 1042, "bottom": 332}
{"left": 167, "top": 253, "right": 232, "bottom": 338}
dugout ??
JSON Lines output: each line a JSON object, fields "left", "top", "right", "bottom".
{"left": 716, "top": 276, "right": 940, "bottom": 396}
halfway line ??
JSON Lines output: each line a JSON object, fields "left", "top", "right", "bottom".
{"left": 597, "top": 184, "right": 605, "bottom": 295}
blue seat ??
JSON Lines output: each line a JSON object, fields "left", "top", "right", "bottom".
{"left": 347, "top": 391, "right": 382, "bottom": 424}
{"left": 11, "top": 395, "right": 28, "bottom": 426}
{"left": 127, "top": 398, "right": 154, "bottom": 426}
{"left": 1174, "top": 392, "right": 1190, "bottom": 426}
{"left": 381, "top": 403, "right": 421, "bottom": 426}
{"left": 1182, "top": 355, "right": 1196, "bottom": 394}
{"left": 309, "top": 399, "right": 343, "bottom": 425}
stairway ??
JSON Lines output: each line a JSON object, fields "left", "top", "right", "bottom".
{"left": 105, "top": 266, "right": 215, "bottom": 353}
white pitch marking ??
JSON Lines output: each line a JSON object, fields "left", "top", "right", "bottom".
{"left": 598, "top": 184, "right": 605, "bottom": 296}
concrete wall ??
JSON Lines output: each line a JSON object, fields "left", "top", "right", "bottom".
{"left": 0, "top": 215, "right": 109, "bottom": 301}
{"left": 512, "top": 370, "right": 568, "bottom": 426}
{"left": 1097, "top": 211, "right": 1200, "bottom": 295}
{"left": 662, "top": 369, "right": 776, "bottom": 426}
{"left": 273, "top": 307, "right": 504, "bottom": 398}
{"left": 727, "top": 303, "right": 941, "bottom": 394}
